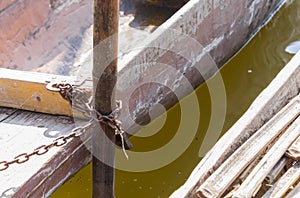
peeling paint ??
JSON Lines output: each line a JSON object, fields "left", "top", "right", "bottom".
{"left": 195, "top": 35, "right": 224, "bottom": 63}
{"left": 117, "top": 0, "right": 284, "bottom": 134}
{"left": 248, "top": 0, "right": 261, "bottom": 25}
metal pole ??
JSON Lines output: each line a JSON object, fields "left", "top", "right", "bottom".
{"left": 93, "top": 0, "right": 119, "bottom": 197}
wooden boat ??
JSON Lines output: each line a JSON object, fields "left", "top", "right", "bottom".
{"left": 0, "top": 0, "right": 288, "bottom": 196}
{"left": 171, "top": 51, "right": 300, "bottom": 197}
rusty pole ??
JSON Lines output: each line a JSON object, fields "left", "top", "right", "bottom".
{"left": 93, "top": 0, "right": 119, "bottom": 197}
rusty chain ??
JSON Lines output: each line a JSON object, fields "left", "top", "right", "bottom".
{"left": 0, "top": 81, "right": 129, "bottom": 171}
{"left": 49, "top": 82, "right": 130, "bottom": 155}
{"left": 0, "top": 121, "right": 93, "bottom": 171}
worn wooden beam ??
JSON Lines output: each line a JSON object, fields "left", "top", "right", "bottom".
{"left": 233, "top": 115, "right": 300, "bottom": 197}
{"left": 197, "top": 95, "right": 300, "bottom": 197}
{"left": 93, "top": 0, "right": 119, "bottom": 197}
{"left": 263, "top": 160, "right": 300, "bottom": 198}
{"left": 265, "top": 157, "right": 289, "bottom": 184}
{"left": 130, "top": 0, "right": 189, "bottom": 8}
{"left": 286, "top": 178, "right": 300, "bottom": 198}
{"left": 286, "top": 135, "right": 300, "bottom": 160}
{"left": 0, "top": 68, "right": 92, "bottom": 118}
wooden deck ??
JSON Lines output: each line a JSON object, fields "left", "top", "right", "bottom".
{"left": 0, "top": 108, "right": 91, "bottom": 197}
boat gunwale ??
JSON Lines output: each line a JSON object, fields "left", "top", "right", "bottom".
{"left": 0, "top": 0, "right": 291, "bottom": 196}
{"left": 171, "top": 51, "right": 300, "bottom": 197}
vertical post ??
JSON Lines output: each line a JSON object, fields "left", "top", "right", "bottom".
{"left": 93, "top": 0, "right": 119, "bottom": 197}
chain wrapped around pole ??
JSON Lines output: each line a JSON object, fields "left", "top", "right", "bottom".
{"left": 47, "top": 82, "right": 132, "bottom": 152}
{"left": 0, "top": 82, "right": 132, "bottom": 172}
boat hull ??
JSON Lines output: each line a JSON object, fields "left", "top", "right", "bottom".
{"left": 171, "top": 51, "right": 300, "bottom": 197}
{"left": 0, "top": 0, "right": 288, "bottom": 197}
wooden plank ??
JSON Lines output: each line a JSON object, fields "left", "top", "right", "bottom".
{"left": 0, "top": 107, "right": 91, "bottom": 197}
{"left": 0, "top": 0, "right": 92, "bottom": 74}
{"left": 286, "top": 135, "right": 300, "bottom": 160}
{"left": 131, "top": 0, "right": 189, "bottom": 8}
{"left": 265, "top": 157, "right": 289, "bottom": 184}
{"left": 196, "top": 95, "right": 300, "bottom": 197}
{"left": 171, "top": 50, "right": 300, "bottom": 198}
{"left": 238, "top": 155, "right": 261, "bottom": 183}
{"left": 0, "top": 68, "right": 92, "bottom": 118}
{"left": 286, "top": 179, "right": 300, "bottom": 198}
{"left": 233, "top": 115, "right": 300, "bottom": 197}
{"left": 263, "top": 160, "right": 300, "bottom": 198}
{"left": 0, "top": 107, "right": 16, "bottom": 121}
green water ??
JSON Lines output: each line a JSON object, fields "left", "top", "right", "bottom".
{"left": 51, "top": 1, "right": 300, "bottom": 197}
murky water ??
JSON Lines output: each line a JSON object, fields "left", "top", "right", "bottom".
{"left": 51, "top": 0, "right": 300, "bottom": 197}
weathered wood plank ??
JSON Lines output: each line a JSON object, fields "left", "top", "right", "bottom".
{"left": 286, "top": 135, "right": 300, "bottom": 160}
{"left": 0, "top": 107, "right": 91, "bottom": 197}
{"left": 263, "top": 160, "right": 300, "bottom": 198}
{"left": 233, "top": 115, "right": 300, "bottom": 197}
{"left": 238, "top": 155, "right": 261, "bottom": 183}
{"left": 0, "top": 107, "right": 16, "bottom": 121}
{"left": 0, "top": 68, "right": 92, "bottom": 118}
{"left": 129, "top": 0, "right": 189, "bottom": 8}
{"left": 286, "top": 179, "right": 300, "bottom": 198}
{"left": 197, "top": 94, "right": 300, "bottom": 197}
{"left": 171, "top": 50, "right": 300, "bottom": 198}
{"left": 265, "top": 157, "right": 289, "bottom": 184}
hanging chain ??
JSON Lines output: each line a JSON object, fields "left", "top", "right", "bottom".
{"left": 0, "top": 121, "right": 93, "bottom": 171}
{"left": 0, "top": 81, "right": 130, "bottom": 172}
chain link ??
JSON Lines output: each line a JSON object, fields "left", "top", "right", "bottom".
{"left": 0, "top": 81, "right": 130, "bottom": 171}
{"left": 0, "top": 121, "right": 93, "bottom": 171}
{"left": 51, "top": 82, "right": 132, "bottom": 156}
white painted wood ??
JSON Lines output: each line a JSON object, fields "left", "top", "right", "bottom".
{"left": 233, "top": 115, "right": 300, "bottom": 197}
{"left": 265, "top": 157, "right": 289, "bottom": 184}
{"left": 0, "top": 108, "right": 90, "bottom": 197}
{"left": 286, "top": 179, "right": 300, "bottom": 198}
{"left": 197, "top": 95, "right": 300, "bottom": 197}
{"left": 263, "top": 160, "right": 300, "bottom": 198}
{"left": 286, "top": 136, "right": 300, "bottom": 160}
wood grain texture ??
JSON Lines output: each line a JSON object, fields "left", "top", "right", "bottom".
{"left": 286, "top": 179, "right": 300, "bottom": 198}
{"left": 0, "top": 68, "right": 92, "bottom": 118}
{"left": 0, "top": 107, "right": 91, "bottom": 197}
{"left": 197, "top": 95, "right": 300, "bottom": 197}
{"left": 286, "top": 135, "right": 300, "bottom": 160}
{"left": 93, "top": 0, "right": 119, "bottom": 197}
{"left": 263, "top": 160, "right": 300, "bottom": 198}
{"left": 233, "top": 115, "right": 300, "bottom": 197}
